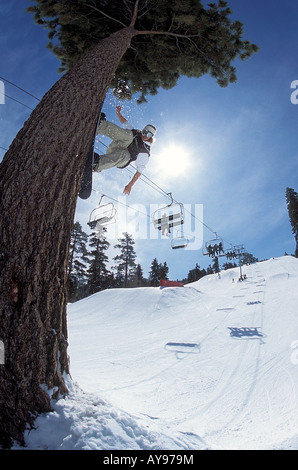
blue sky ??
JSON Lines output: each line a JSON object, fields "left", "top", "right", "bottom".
{"left": 1, "top": 0, "right": 298, "bottom": 280}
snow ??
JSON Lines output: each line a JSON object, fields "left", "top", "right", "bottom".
{"left": 15, "top": 256, "right": 298, "bottom": 450}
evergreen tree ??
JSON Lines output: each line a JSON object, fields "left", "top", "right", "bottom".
{"left": 159, "top": 262, "right": 169, "bottom": 280}
{"left": 187, "top": 263, "right": 207, "bottom": 283}
{"left": 148, "top": 258, "right": 169, "bottom": 286}
{"left": 212, "top": 256, "right": 220, "bottom": 274}
{"left": 134, "top": 264, "right": 147, "bottom": 287}
{"left": 113, "top": 233, "right": 137, "bottom": 287}
{"left": 148, "top": 258, "right": 160, "bottom": 286}
{"left": 87, "top": 229, "right": 111, "bottom": 294}
{"left": 222, "top": 261, "right": 238, "bottom": 270}
{"left": 28, "top": 0, "right": 259, "bottom": 103}
{"left": 67, "top": 221, "right": 89, "bottom": 301}
{"left": 286, "top": 187, "right": 298, "bottom": 257}
{"left": 240, "top": 252, "right": 258, "bottom": 264}
{"left": 0, "top": 0, "right": 259, "bottom": 447}
{"left": 206, "top": 265, "right": 214, "bottom": 275}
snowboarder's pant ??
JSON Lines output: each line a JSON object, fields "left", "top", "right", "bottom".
{"left": 94, "top": 120, "right": 133, "bottom": 171}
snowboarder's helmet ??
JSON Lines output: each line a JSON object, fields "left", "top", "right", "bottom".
{"left": 142, "top": 124, "right": 156, "bottom": 138}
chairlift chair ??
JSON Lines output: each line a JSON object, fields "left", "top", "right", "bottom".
{"left": 152, "top": 197, "right": 185, "bottom": 235}
{"left": 171, "top": 236, "right": 189, "bottom": 250}
{"left": 203, "top": 233, "right": 225, "bottom": 257}
{"left": 232, "top": 244, "right": 245, "bottom": 256}
{"left": 171, "top": 230, "right": 189, "bottom": 250}
{"left": 87, "top": 196, "right": 116, "bottom": 230}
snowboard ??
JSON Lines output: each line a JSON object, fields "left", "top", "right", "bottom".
{"left": 79, "top": 112, "right": 105, "bottom": 200}
{"left": 79, "top": 141, "right": 94, "bottom": 199}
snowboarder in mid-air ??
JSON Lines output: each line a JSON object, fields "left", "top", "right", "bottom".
{"left": 93, "top": 106, "right": 157, "bottom": 195}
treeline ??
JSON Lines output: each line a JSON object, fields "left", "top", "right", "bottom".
{"left": 181, "top": 252, "right": 257, "bottom": 285}
{"left": 68, "top": 222, "right": 170, "bottom": 302}
{"left": 68, "top": 222, "right": 258, "bottom": 302}
{"left": 286, "top": 187, "right": 298, "bottom": 257}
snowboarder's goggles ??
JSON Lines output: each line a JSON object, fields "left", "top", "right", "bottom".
{"left": 142, "top": 129, "right": 154, "bottom": 138}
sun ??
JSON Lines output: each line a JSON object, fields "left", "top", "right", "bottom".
{"left": 154, "top": 144, "right": 191, "bottom": 178}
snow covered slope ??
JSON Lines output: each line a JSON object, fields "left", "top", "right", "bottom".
{"left": 21, "top": 256, "right": 298, "bottom": 450}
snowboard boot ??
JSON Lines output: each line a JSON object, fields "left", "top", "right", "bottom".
{"left": 93, "top": 152, "right": 102, "bottom": 172}
{"left": 96, "top": 112, "right": 106, "bottom": 137}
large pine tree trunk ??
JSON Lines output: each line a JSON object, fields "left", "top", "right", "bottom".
{"left": 0, "top": 26, "right": 136, "bottom": 448}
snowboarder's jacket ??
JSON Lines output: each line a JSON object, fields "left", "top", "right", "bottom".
{"left": 119, "top": 130, "right": 150, "bottom": 169}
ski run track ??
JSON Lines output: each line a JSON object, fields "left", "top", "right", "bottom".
{"left": 16, "top": 256, "right": 298, "bottom": 450}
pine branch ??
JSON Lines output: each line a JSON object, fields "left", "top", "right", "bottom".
{"left": 85, "top": 2, "right": 127, "bottom": 28}
{"left": 130, "top": 0, "right": 140, "bottom": 27}
{"left": 135, "top": 29, "right": 200, "bottom": 40}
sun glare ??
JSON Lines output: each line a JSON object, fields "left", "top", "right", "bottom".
{"left": 155, "top": 144, "right": 191, "bottom": 178}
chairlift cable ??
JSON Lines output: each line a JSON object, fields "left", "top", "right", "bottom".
{"left": 0, "top": 91, "right": 35, "bottom": 111}
{"left": 96, "top": 138, "right": 174, "bottom": 200}
{"left": 0, "top": 76, "right": 41, "bottom": 101}
{"left": 0, "top": 77, "right": 41, "bottom": 151}
{"left": 0, "top": 84, "right": 239, "bottom": 251}
{"left": 92, "top": 190, "right": 151, "bottom": 222}
{"left": 129, "top": 163, "right": 176, "bottom": 202}
{"left": 95, "top": 138, "right": 223, "bottom": 241}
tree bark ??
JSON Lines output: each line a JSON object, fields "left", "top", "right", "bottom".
{"left": 0, "top": 26, "right": 136, "bottom": 448}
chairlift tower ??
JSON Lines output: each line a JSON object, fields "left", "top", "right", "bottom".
{"left": 231, "top": 244, "right": 246, "bottom": 279}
